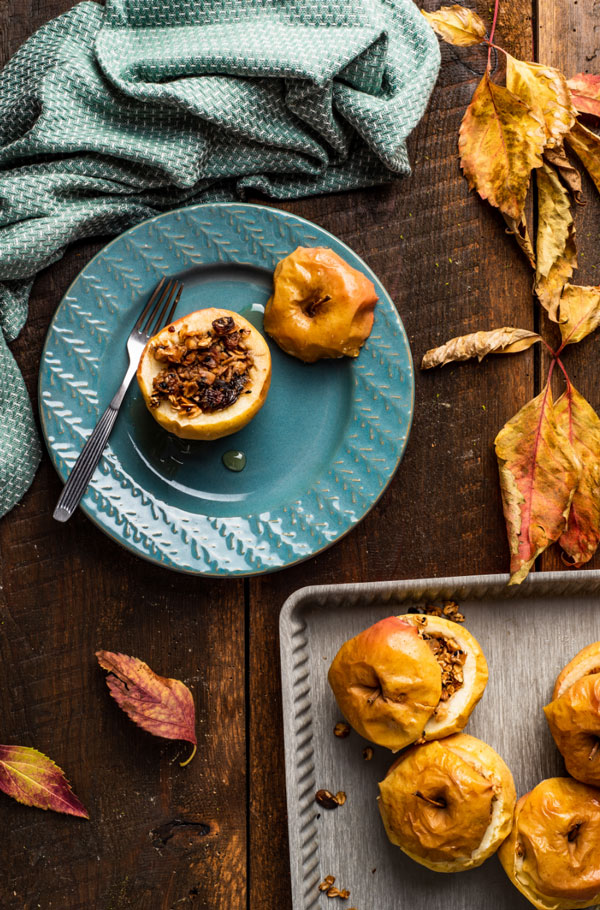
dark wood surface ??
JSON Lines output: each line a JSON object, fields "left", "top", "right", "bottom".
{"left": 0, "top": 1, "right": 598, "bottom": 908}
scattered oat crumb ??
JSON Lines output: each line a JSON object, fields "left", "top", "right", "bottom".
{"left": 334, "top": 722, "right": 351, "bottom": 739}
{"left": 319, "top": 875, "right": 336, "bottom": 892}
{"left": 363, "top": 747, "right": 374, "bottom": 761}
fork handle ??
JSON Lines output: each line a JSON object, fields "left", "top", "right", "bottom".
{"left": 53, "top": 363, "right": 137, "bottom": 522}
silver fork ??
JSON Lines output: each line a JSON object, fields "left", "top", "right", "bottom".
{"left": 53, "top": 276, "right": 183, "bottom": 522}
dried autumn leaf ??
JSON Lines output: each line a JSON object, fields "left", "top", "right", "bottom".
{"left": 555, "top": 385, "right": 600, "bottom": 568}
{"left": 567, "top": 74, "right": 600, "bottom": 119}
{"left": 566, "top": 120, "right": 600, "bottom": 195}
{"left": 495, "top": 382, "right": 581, "bottom": 585}
{"left": 534, "top": 161, "right": 576, "bottom": 320}
{"left": 505, "top": 55, "right": 575, "bottom": 149}
{"left": 536, "top": 232, "right": 577, "bottom": 323}
{"left": 421, "top": 327, "right": 541, "bottom": 369}
{"left": 544, "top": 145, "right": 584, "bottom": 204}
{"left": 558, "top": 284, "right": 600, "bottom": 346}
{"left": 0, "top": 745, "right": 88, "bottom": 818}
{"left": 459, "top": 73, "right": 546, "bottom": 220}
{"left": 503, "top": 213, "right": 536, "bottom": 268}
{"left": 96, "top": 651, "right": 197, "bottom": 765}
{"left": 421, "top": 4, "right": 486, "bottom": 46}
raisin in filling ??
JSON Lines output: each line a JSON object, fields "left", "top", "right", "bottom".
{"left": 150, "top": 317, "right": 254, "bottom": 416}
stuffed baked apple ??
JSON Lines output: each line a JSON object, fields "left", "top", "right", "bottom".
{"left": 327, "top": 614, "right": 487, "bottom": 751}
{"left": 378, "top": 734, "right": 516, "bottom": 872}
{"left": 544, "top": 642, "right": 600, "bottom": 786}
{"left": 137, "top": 308, "right": 271, "bottom": 440}
{"left": 499, "top": 777, "right": 600, "bottom": 910}
{"left": 263, "top": 246, "right": 378, "bottom": 362}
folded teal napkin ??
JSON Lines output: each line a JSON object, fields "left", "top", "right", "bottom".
{"left": 0, "top": 0, "right": 439, "bottom": 516}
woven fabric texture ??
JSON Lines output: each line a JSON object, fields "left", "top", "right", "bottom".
{"left": 0, "top": 0, "right": 439, "bottom": 516}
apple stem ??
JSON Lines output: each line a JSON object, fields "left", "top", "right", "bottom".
{"left": 179, "top": 742, "right": 197, "bottom": 767}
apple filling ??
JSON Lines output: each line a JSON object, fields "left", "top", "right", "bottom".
{"left": 150, "top": 316, "right": 254, "bottom": 416}
{"left": 418, "top": 628, "right": 467, "bottom": 702}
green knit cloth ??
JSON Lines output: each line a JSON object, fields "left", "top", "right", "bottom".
{"left": 0, "top": 0, "right": 439, "bottom": 516}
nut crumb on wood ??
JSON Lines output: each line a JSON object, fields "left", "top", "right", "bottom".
{"left": 363, "top": 746, "right": 374, "bottom": 761}
{"left": 334, "top": 722, "right": 351, "bottom": 738}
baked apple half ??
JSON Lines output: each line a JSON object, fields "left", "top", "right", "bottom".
{"left": 263, "top": 246, "right": 378, "bottom": 362}
{"left": 498, "top": 777, "right": 600, "bottom": 910}
{"left": 137, "top": 308, "right": 271, "bottom": 440}
{"left": 544, "top": 642, "right": 600, "bottom": 787}
{"left": 378, "top": 733, "right": 516, "bottom": 872}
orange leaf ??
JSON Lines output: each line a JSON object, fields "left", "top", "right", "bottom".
{"left": 566, "top": 120, "right": 600, "bottom": 195}
{"left": 459, "top": 73, "right": 546, "bottom": 220}
{"left": 96, "top": 651, "right": 197, "bottom": 762}
{"left": 421, "top": 327, "right": 541, "bottom": 369}
{"left": 555, "top": 385, "right": 600, "bottom": 568}
{"left": 567, "top": 74, "right": 600, "bottom": 119}
{"left": 506, "top": 55, "right": 575, "bottom": 149}
{"left": 421, "top": 4, "right": 486, "bottom": 46}
{"left": 534, "top": 161, "right": 576, "bottom": 320}
{"left": 0, "top": 745, "right": 88, "bottom": 817}
{"left": 558, "top": 284, "right": 600, "bottom": 346}
{"left": 495, "top": 382, "right": 581, "bottom": 584}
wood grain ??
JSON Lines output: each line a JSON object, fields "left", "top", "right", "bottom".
{"left": 248, "top": 2, "right": 537, "bottom": 906}
{"left": 1, "top": 0, "right": 596, "bottom": 908}
{"left": 537, "top": 0, "right": 600, "bottom": 573}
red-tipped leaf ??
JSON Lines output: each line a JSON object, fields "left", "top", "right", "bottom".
{"left": 0, "top": 745, "right": 88, "bottom": 817}
{"left": 96, "top": 651, "right": 197, "bottom": 760}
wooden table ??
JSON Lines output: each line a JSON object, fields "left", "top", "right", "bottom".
{"left": 1, "top": 1, "right": 598, "bottom": 907}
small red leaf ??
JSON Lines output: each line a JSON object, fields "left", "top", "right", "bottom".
{"left": 96, "top": 651, "right": 197, "bottom": 752}
{"left": 567, "top": 74, "right": 600, "bottom": 119}
{"left": 0, "top": 745, "right": 88, "bottom": 817}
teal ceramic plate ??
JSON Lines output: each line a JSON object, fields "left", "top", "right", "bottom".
{"left": 39, "top": 203, "right": 414, "bottom": 575}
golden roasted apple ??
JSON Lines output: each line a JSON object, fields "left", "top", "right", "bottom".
{"left": 378, "top": 733, "right": 516, "bottom": 872}
{"left": 263, "top": 246, "right": 378, "bottom": 362}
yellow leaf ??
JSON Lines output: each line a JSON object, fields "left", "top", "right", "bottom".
{"left": 495, "top": 383, "right": 581, "bottom": 585}
{"left": 555, "top": 385, "right": 600, "bottom": 567}
{"left": 421, "top": 327, "right": 541, "bottom": 369}
{"left": 505, "top": 55, "right": 575, "bottom": 148}
{"left": 421, "top": 4, "right": 486, "bottom": 46}
{"left": 534, "top": 161, "right": 576, "bottom": 320}
{"left": 502, "top": 213, "right": 536, "bottom": 268}
{"left": 566, "top": 120, "right": 600, "bottom": 195}
{"left": 558, "top": 284, "right": 600, "bottom": 346}
{"left": 459, "top": 74, "right": 546, "bottom": 221}
{"left": 535, "top": 234, "right": 577, "bottom": 322}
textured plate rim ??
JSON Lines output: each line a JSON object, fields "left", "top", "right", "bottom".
{"left": 39, "top": 202, "right": 415, "bottom": 576}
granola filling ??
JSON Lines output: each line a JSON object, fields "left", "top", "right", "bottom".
{"left": 149, "top": 316, "right": 254, "bottom": 417}
{"left": 416, "top": 623, "right": 467, "bottom": 702}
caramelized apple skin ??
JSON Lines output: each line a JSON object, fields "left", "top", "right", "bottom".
{"left": 499, "top": 778, "right": 600, "bottom": 908}
{"left": 327, "top": 616, "right": 442, "bottom": 751}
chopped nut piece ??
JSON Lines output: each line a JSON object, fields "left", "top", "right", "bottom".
{"left": 319, "top": 876, "right": 336, "bottom": 892}
{"left": 326, "top": 886, "right": 350, "bottom": 899}
{"left": 335, "top": 791, "right": 347, "bottom": 806}
{"left": 362, "top": 747, "right": 374, "bottom": 761}
{"left": 334, "top": 722, "right": 351, "bottom": 739}
{"left": 316, "top": 789, "right": 339, "bottom": 810}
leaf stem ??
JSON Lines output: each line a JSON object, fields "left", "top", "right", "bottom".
{"left": 487, "top": 0, "right": 501, "bottom": 71}
{"left": 179, "top": 742, "right": 197, "bottom": 767}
